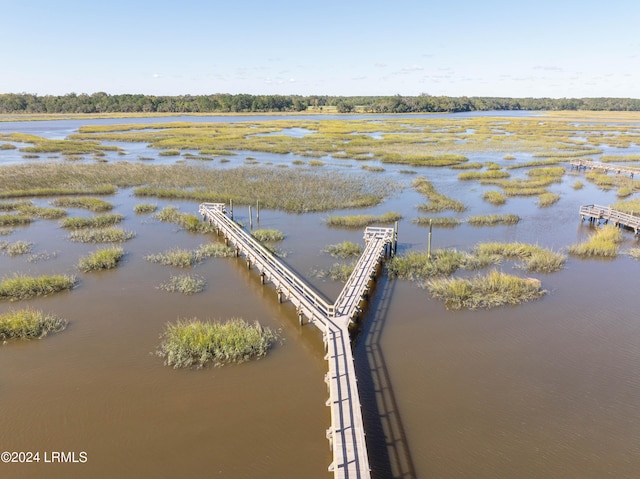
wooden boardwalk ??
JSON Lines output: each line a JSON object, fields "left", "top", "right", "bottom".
{"left": 570, "top": 159, "right": 640, "bottom": 177}
{"left": 579, "top": 204, "right": 640, "bottom": 234}
{"left": 199, "top": 202, "right": 397, "bottom": 479}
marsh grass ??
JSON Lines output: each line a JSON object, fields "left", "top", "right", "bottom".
{"left": 145, "top": 243, "right": 231, "bottom": 267}
{"left": 467, "top": 214, "right": 520, "bottom": 226}
{"left": 60, "top": 213, "right": 124, "bottom": 229}
{"left": 0, "top": 308, "right": 67, "bottom": 340}
{"left": 0, "top": 214, "right": 33, "bottom": 226}
{"left": 134, "top": 203, "right": 158, "bottom": 214}
{"left": 158, "top": 149, "right": 180, "bottom": 156}
{"left": 18, "top": 205, "right": 67, "bottom": 219}
{"left": 51, "top": 197, "right": 113, "bottom": 212}
{"left": 1, "top": 240, "right": 33, "bottom": 256}
{"left": 474, "top": 242, "right": 566, "bottom": 272}
{"left": 573, "top": 181, "right": 584, "bottom": 190}
{"left": 458, "top": 170, "right": 510, "bottom": 181}
{"left": 413, "top": 177, "right": 466, "bottom": 212}
{"left": 0, "top": 274, "right": 76, "bottom": 301}
{"left": 159, "top": 274, "right": 206, "bottom": 295}
{"left": 361, "top": 165, "right": 385, "bottom": 172}
{"left": 323, "top": 241, "right": 363, "bottom": 258}
{"left": 146, "top": 248, "right": 195, "bottom": 267}
{"left": 538, "top": 192, "right": 560, "bottom": 207}
{"left": 387, "top": 249, "right": 498, "bottom": 281}
{"left": 0, "top": 228, "right": 14, "bottom": 236}
{"left": 157, "top": 318, "right": 278, "bottom": 368}
{"left": 251, "top": 229, "right": 285, "bottom": 242}
{"left": 611, "top": 198, "right": 640, "bottom": 216}
{"left": 154, "top": 206, "right": 215, "bottom": 233}
{"left": 69, "top": 227, "right": 135, "bottom": 243}
{"left": 483, "top": 190, "right": 506, "bottom": 205}
{"left": 78, "top": 247, "right": 125, "bottom": 272}
{"left": 1, "top": 163, "right": 395, "bottom": 213}
{"left": 568, "top": 224, "right": 623, "bottom": 257}
{"left": 380, "top": 153, "right": 468, "bottom": 167}
{"left": 325, "top": 211, "right": 402, "bottom": 228}
{"left": 426, "top": 270, "right": 546, "bottom": 310}
{"left": 411, "top": 217, "right": 461, "bottom": 227}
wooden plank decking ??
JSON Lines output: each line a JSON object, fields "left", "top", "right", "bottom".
{"left": 579, "top": 204, "right": 640, "bottom": 234}
{"left": 199, "top": 202, "right": 397, "bottom": 479}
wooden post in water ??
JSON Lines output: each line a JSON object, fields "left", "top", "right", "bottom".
{"left": 256, "top": 200, "right": 260, "bottom": 224}
{"left": 230, "top": 199, "right": 234, "bottom": 220}
{"left": 394, "top": 221, "right": 398, "bottom": 256}
{"left": 249, "top": 205, "right": 253, "bottom": 230}
{"left": 427, "top": 219, "right": 433, "bottom": 260}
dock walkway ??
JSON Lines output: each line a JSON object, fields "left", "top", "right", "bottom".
{"left": 199, "top": 202, "right": 397, "bottom": 479}
{"left": 579, "top": 204, "right": 640, "bottom": 234}
{"left": 570, "top": 159, "right": 640, "bottom": 177}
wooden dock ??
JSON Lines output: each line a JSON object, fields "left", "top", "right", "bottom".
{"left": 570, "top": 159, "right": 640, "bottom": 177}
{"left": 199, "top": 202, "right": 397, "bottom": 479}
{"left": 579, "top": 204, "right": 640, "bottom": 234}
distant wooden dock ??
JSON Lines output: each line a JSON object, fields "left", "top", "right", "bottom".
{"left": 200, "top": 202, "right": 397, "bottom": 479}
{"left": 579, "top": 204, "right": 640, "bottom": 234}
{"left": 570, "top": 159, "right": 640, "bottom": 177}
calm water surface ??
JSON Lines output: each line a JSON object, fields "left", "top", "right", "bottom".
{"left": 1, "top": 114, "right": 639, "bottom": 479}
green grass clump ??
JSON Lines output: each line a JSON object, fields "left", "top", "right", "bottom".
{"left": 386, "top": 249, "right": 491, "bottom": 280}
{"left": 158, "top": 149, "right": 181, "bottom": 156}
{"left": 325, "top": 211, "right": 402, "bottom": 228}
{"left": 157, "top": 318, "right": 278, "bottom": 368}
{"left": 194, "top": 243, "right": 234, "bottom": 259}
{"left": 134, "top": 203, "right": 158, "bottom": 214}
{"left": 411, "top": 217, "right": 461, "bottom": 227}
{"left": 251, "top": 229, "right": 285, "bottom": 242}
{"left": 538, "top": 192, "right": 560, "bottom": 207}
{"left": 0, "top": 200, "right": 32, "bottom": 211}
{"left": 483, "top": 190, "right": 506, "bottom": 205}
{"left": 159, "top": 274, "right": 206, "bottom": 295}
{"left": 0, "top": 308, "right": 67, "bottom": 340}
{"left": 573, "top": 181, "right": 584, "bottom": 190}
{"left": 568, "top": 225, "right": 623, "bottom": 257}
{"left": 458, "top": 170, "right": 510, "bottom": 181}
{"left": 380, "top": 153, "right": 468, "bottom": 167}
{"left": 51, "top": 197, "right": 113, "bottom": 212}
{"left": 0, "top": 214, "right": 33, "bottom": 226}
{"left": 69, "top": 227, "right": 135, "bottom": 243}
{"left": 60, "top": 213, "right": 124, "bottom": 229}
{"left": 17, "top": 205, "right": 68, "bottom": 219}
{"left": 413, "top": 177, "right": 466, "bottom": 212}
{"left": 0, "top": 274, "right": 76, "bottom": 301}
{"left": 323, "top": 241, "right": 363, "bottom": 258}
{"left": 611, "top": 198, "right": 640, "bottom": 216}
{"left": 0, "top": 228, "right": 14, "bottom": 236}
{"left": 467, "top": 214, "right": 520, "bottom": 226}
{"left": 153, "top": 206, "right": 215, "bottom": 233}
{"left": 426, "top": 270, "right": 547, "bottom": 310}
{"left": 78, "top": 247, "right": 125, "bottom": 272}
{"left": 474, "top": 242, "right": 566, "bottom": 273}
{"left": 146, "top": 248, "right": 195, "bottom": 267}
{"left": 361, "top": 165, "right": 385, "bottom": 172}
{"left": 1, "top": 240, "right": 33, "bottom": 256}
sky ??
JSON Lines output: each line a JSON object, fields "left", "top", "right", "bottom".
{"left": 1, "top": 0, "right": 639, "bottom": 98}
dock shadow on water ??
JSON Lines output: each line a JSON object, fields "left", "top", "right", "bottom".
{"left": 352, "top": 275, "right": 417, "bottom": 479}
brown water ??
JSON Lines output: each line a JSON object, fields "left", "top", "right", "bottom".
{"left": 2, "top": 117, "right": 640, "bottom": 479}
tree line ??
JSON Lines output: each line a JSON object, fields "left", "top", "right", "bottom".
{"left": 1, "top": 92, "right": 639, "bottom": 114}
